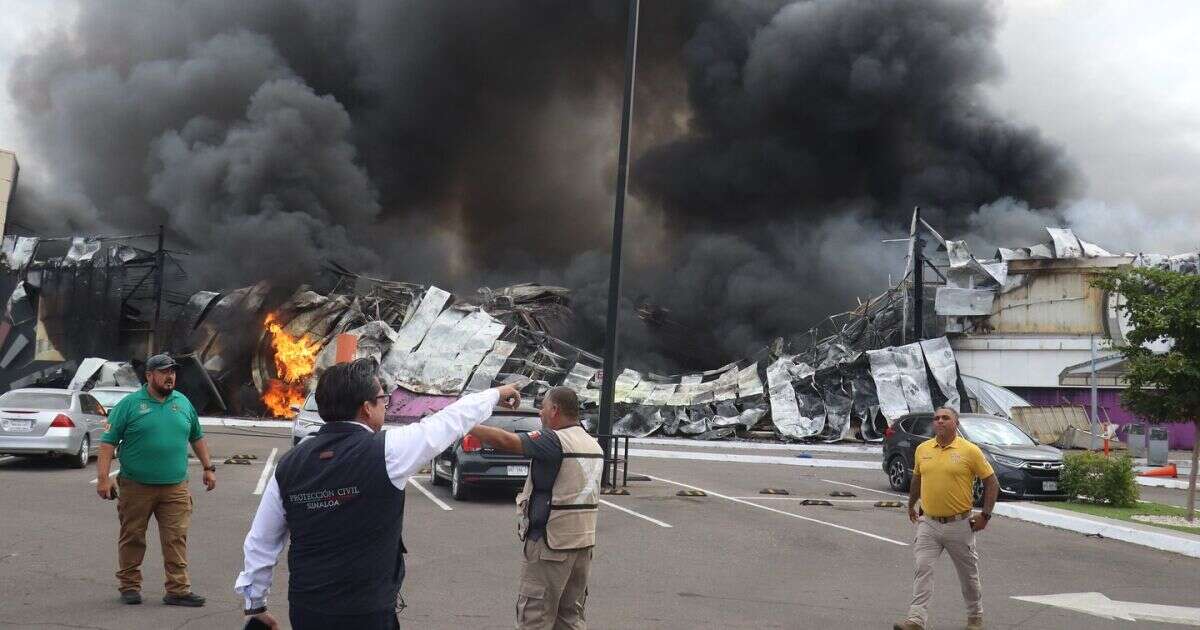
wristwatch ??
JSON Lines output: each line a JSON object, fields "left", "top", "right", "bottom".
{"left": 203, "top": 465, "right": 217, "bottom": 472}
{"left": 244, "top": 605, "right": 267, "bottom": 615}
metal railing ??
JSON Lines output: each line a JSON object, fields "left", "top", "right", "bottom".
{"left": 594, "top": 433, "right": 630, "bottom": 489}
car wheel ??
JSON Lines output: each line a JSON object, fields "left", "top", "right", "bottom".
{"left": 430, "top": 458, "right": 448, "bottom": 486}
{"left": 886, "top": 457, "right": 910, "bottom": 492}
{"left": 972, "top": 478, "right": 984, "bottom": 507}
{"left": 69, "top": 435, "right": 90, "bottom": 469}
{"left": 450, "top": 464, "right": 470, "bottom": 501}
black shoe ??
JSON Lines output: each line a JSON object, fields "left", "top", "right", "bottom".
{"left": 119, "top": 590, "right": 142, "bottom": 605}
{"left": 163, "top": 592, "right": 206, "bottom": 607}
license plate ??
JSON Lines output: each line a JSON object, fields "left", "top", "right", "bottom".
{"left": 508, "top": 465, "right": 529, "bottom": 477}
{"left": 1042, "top": 481, "right": 1058, "bottom": 492}
{"left": 3, "top": 419, "right": 32, "bottom": 432}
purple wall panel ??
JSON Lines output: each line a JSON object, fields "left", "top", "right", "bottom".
{"left": 385, "top": 387, "right": 458, "bottom": 425}
{"left": 1012, "top": 387, "right": 1195, "bottom": 450}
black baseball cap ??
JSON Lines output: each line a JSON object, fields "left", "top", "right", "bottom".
{"left": 146, "top": 353, "right": 179, "bottom": 371}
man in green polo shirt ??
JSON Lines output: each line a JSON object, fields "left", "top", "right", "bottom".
{"left": 96, "top": 354, "right": 217, "bottom": 608}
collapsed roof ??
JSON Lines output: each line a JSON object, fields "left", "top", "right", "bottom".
{"left": 234, "top": 267, "right": 967, "bottom": 443}
{"left": 9, "top": 222, "right": 1191, "bottom": 443}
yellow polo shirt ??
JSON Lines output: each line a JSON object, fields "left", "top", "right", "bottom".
{"left": 914, "top": 435, "right": 994, "bottom": 517}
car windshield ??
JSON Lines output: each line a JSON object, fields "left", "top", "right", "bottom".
{"left": 303, "top": 394, "right": 319, "bottom": 411}
{"left": 961, "top": 417, "right": 1036, "bottom": 446}
{"left": 90, "top": 390, "right": 133, "bottom": 408}
{"left": 0, "top": 391, "right": 71, "bottom": 410}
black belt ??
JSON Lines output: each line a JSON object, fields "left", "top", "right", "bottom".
{"left": 927, "top": 511, "right": 971, "bottom": 524}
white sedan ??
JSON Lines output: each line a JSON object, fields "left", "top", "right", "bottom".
{"left": 0, "top": 388, "right": 109, "bottom": 468}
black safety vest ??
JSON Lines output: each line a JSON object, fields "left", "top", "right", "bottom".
{"left": 274, "top": 422, "right": 406, "bottom": 614}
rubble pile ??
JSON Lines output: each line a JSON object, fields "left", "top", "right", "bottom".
{"left": 23, "top": 224, "right": 1182, "bottom": 443}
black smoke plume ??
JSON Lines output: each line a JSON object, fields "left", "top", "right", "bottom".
{"left": 8, "top": 0, "right": 1075, "bottom": 372}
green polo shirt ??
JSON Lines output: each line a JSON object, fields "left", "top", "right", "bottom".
{"left": 101, "top": 386, "right": 202, "bottom": 485}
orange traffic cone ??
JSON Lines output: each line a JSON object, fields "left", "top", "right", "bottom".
{"left": 1139, "top": 463, "right": 1178, "bottom": 478}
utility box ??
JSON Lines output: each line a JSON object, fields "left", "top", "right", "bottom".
{"left": 1126, "top": 423, "right": 1146, "bottom": 459}
{"left": 1146, "top": 426, "right": 1170, "bottom": 467}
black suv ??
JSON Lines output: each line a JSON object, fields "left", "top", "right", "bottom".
{"left": 882, "top": 412, "right": 1066, "bottom": 503}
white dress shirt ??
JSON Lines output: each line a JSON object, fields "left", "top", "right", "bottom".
{"left": 234, "top": 388, "right": 501, "bottom": 609}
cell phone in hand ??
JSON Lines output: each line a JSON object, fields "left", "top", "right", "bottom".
{"left": 243, "top": 616, "right": 270, "bottom": 630}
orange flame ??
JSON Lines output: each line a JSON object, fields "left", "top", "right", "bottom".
{"left": 261, "top": 313, "right": 320, "bottom": 417}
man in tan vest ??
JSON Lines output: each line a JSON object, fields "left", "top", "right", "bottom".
{"left": 469, "top": 386, "right": 603, "bottom": 629}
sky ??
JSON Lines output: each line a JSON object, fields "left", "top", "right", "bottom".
{"left": 982, "top": 0, "right": 1200, "bottom": 252}
{"left": 0, "top": 0, "right": 70, "bottom": 216}
{"left": 0, "top": 0, "right": 1197, "bottom": 253}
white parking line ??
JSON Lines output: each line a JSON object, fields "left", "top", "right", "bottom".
{"left": 90, "top": 468, "right": 119, "bottom": 484}
{"left": 646, "top": 474, "right": 908, "bottom": 547}
{"left": 821, "top": 479, "right": 906, "bottom": 498}
{"left": 599, "top": 499, "right": 672, "bottom": 528}
{"left": 253, "top": 448, "right": 279, "bottom": 495}
{"left": 408, "top": 478, "right": 453, "bottom": 511}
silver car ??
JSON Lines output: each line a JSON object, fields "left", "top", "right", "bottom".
{"left": 291, "top": 393, "right": 324, "bottom": 445}
{"left": 0, "top": 388, "right": 108, "bottom": 468}
{"left": 88, "top": 386, "right": 140, "bottom": 412}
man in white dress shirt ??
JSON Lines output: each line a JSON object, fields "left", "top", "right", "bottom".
{"left": 234, "top": 358, "right": 520, "bottom": 629}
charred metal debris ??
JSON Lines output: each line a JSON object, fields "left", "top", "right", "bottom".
{"left": 0, "top": 232, "right": 969, "bottom": 443}
{"left": 13, "top": 223, "right": 1183, "bottom": 444}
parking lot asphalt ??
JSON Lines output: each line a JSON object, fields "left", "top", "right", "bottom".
{"left": 1, "top": 429, "right": 1197, "bottom": 629}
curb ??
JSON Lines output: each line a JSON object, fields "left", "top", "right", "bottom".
{"left": 993, "top": 502, "right": 1200, "bottom": 559}
{"left": 626, "top": 448, "right": 880, "bottom": 470}
{"left": 630, "top": 437, "right": 882, "bottom": 454}
{"left": 195, "top": 419, "right": 1195, "bottom": 493}
{"left": 1137, "top": 476, "right": 1192, "bottom": 490}
{"left": 199, "top": 417, "right": 290, "bottom": 428}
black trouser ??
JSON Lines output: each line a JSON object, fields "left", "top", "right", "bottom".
{"left": 289, "top": 605, "right": 399, "bottom": 630}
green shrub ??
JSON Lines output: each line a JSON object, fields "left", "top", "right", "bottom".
{"left": 1060, "top": 452, "right": 1140, "bottom": 508}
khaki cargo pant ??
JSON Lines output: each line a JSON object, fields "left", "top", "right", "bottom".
{"left": 906, "top": 516, "right": 982, "bottom": 627}
{"left": 515, "top": 536, "right": 592, "bottom": 630}
{"left": 115, "top": 477, "right": 193, "bottom": 595}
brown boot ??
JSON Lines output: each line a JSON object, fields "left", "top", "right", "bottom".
{"left": 966, "top": 615, "right": 984, "bottom": 630}
{"left": 893, "top": 622, "right": 924, "bottom": 630}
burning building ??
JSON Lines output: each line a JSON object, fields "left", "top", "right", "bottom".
{"left": 919, "top": 223, "right": 1198, "bottom": 450}
{"left": 2, "top": 3, "right": 1194, "bottom": 448}
{"left": 1, "top": 212, "right": 1194, "bottom": 452}
{"left": 0, "top": 231, "right": 188, "bottom": 391}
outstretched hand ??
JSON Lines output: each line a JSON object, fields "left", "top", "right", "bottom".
{"left": 496, "top": 385, "right": 522, "bottom": 409}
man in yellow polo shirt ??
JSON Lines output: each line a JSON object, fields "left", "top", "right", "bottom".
{"left": 894, "top": 407, "right": 998, "bottom": 630}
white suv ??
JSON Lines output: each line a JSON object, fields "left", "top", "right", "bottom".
{"left": 290, "top": 393, "right": 324, "bottom": 445}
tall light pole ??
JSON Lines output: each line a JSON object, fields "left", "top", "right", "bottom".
{"left": 597, "top": 0, "right": 640, "bottom": 480}
{"left": 912, "top": 206, "right": 924, "bottom": 342}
